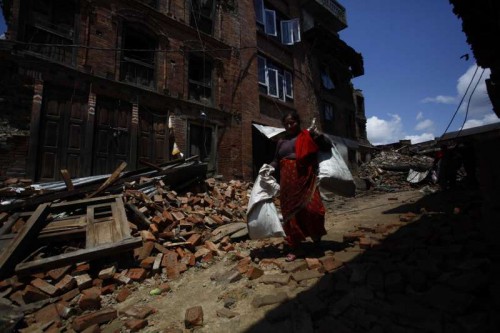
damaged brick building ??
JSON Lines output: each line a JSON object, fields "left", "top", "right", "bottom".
{"left": 0, "top": 0, "right": 365, "bottom": 182}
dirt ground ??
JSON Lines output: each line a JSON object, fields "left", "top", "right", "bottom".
{"left": 108, "top": 188, "right": 431, "bottom": 333}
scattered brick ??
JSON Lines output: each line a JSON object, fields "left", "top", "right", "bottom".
{"left": 31, "top": 278, "right": 59, "bottom": 296}
{"left": 72, "top": 308, "right": 117, "bottom": 332}
{"left": 127, "top": 268, "right": 147, "bottom": 281}
{"left": 75, "top": 274, "right": 93, "bottom": 290}
{"left": 116, "top": 287, "right": 132, "bottom": 303}
{"left": 125, "top": 319, "right": 148, "bottom": 332}
{"left": 98, "top": 266, "right": 117, "bottom": 280}
{"left": 123, "top": 305, "right": 155, "bottom": 319}
{"left": 246, "top": 266, "right": 264, "bottom": 280}
{"left": 185, "top": 306, "right": 203, "bottom": 328}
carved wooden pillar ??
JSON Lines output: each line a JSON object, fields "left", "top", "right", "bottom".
{"left": 26, "top": 80, "right": 44, "bottom": 180}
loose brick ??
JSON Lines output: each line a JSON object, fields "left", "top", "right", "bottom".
{"left": 127, "top": 268, "right": 147, "bottom": 281}
{"left": 185, "top": 306, "right": 203, "bottom": 328}
{"left": 55, "top": 275, "right": 76, "bottom": 292}
{"left": 98, "top": 266, "right": 116, "bottom": 280}
{"left": 72, "top": 308, "right": 117, "bottom": 332}
{"left": 31, "top": 278, "right": 58, "bottom": 296}
{"left": 75, "top": 274, "right": 93, "bottom": 290}
{"left": 125, "top": 319, "right": 148, "bottom": 332}
{"left": 101, "top": 284, "right": 116, "bottom": 295}
{"left": 34, "top": 303, "right": 61, "bottom": 324}
{"left": 116, "top": 287, "right": 131, "bottom": 303}
{"left": 123, "top": 305, "right": 154, "bottom": 319}
{"left": 47, "top": 265, "right": 72, "bottom": 281}
{"left": 246, "top": 266, "right": 264, "bottom": 280}
{"left": 140, "top": 256, "right": 155, "bottom": 269}
{"left": 319, "top": 256, "right": 342, "bottom": 272}
{"left": 23, "top": 285, "right": 49, "bottom": 304}
{"left": 79, "top": 287, "right": 102, "bottom": 311}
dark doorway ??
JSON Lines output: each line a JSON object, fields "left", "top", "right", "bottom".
{"left": 251, "top": 124, "right": 278, "bottom": 179}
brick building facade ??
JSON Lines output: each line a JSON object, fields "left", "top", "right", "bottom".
{"left": 0, "top": 0, "right": 365, "bottom": 182}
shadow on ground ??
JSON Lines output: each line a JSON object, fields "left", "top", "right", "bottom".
{"left": 244, "top": 188, "right": 500, "bottom": 333}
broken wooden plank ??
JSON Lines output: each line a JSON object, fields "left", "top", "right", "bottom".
{"left": 0, "top": 203, "right": 51, "bottom": 278}
{"left": 51, "top": 195, "right": 121, "bottom": 214}
{"left": 125, "top": 203, "right": 151, "bottom": 229}
{"left": 0, "top": 213, "right": 20, "bottom": 236}
{"left": 60, "top": 169, "right": 74, "bottom": 191}
{"left": 15, "top": 237, "right": 142, "bottom": 276}
{"left": 87, "top": 162, "right": 127, "bottom": 198}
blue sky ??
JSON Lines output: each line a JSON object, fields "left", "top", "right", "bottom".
{"left": 1, "top": 2, "right": 498, "bottom": 145}
{"left": 340, "top": 0, "right": 498, "bottom": 145}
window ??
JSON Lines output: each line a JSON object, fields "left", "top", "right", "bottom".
{"left": 258, "top": 55, "right": 293, "bottom": 102}
{"left": 120, "top": 24, "right": 156, "bottom": 88}
{"left": 25, "top": 0, "right": 75, "bottom": 64}
{"left": 281, "top": 19, "right": 301, "bottom": 45}
{"left": 321, "top": 69, "right": 335, "bottom": 90}
{"left": 254, "top": 1, "right": 301, "bottom": 45}
{"left": 254, "top": 0, "right": 265, "bottom": 24}
{"left": 188, "top": 54, "right": 213, "bottom": 105}
{"left": 264, "top": 9, "right": 277, "bottom": 36}
{"left": 258, "top": 56, "right": 267, "bottom": 85}
{"left": 190, "top": 0, "right": 215, "bottom": 35}
{"left": 324, "top": 103, "right": 334, "bottom": 121}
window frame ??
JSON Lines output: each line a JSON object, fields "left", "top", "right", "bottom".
{"left": 264, "top": 9, "right": 277, "bottom": 36}
{"left": 254, "top": 0, "right": 265, "bottom": 25}
{"left": 281, "top": 19, "right": 301, "bottom": 45}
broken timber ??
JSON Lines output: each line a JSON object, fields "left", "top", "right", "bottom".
{"left": 0, "top": 195, "right": 141, "bottom": 278}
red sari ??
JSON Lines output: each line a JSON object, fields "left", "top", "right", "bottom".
{"left": 280, "top": 130, "right": 326, "bottom": 247}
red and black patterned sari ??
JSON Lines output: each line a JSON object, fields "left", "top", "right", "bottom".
{"left": 280, "top": 130, "right": 326, "bottom": 247}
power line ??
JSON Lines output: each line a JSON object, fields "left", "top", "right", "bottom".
{"left": 455, "top": 68, "right": 486, "bottom": 138}
{"left": 440, "top": 65, "right": 480, "bottom": 138}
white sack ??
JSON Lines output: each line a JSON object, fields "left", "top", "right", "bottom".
{"left": 247, "top": 200, "right": 285, "bottom": 239}
{"left": 246, "top": 164, "right": 284, "bottom": 239}
{"left": 317, "top": 144, "right": 356, "bottom": 197}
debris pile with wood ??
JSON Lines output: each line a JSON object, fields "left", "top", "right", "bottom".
{"left": 0, "top": 158, "right": 262, "bottom": 332}
{"left": 358, "top": 150, "right": 435, "bottom": 192}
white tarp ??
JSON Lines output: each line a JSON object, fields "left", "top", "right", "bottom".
{"left": 253, "top": 124, "right": 286, "bottom": 139}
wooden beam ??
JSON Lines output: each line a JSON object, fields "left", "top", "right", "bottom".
{"left": 125, "top": 203, "right": 151, "bottom": 229}
{"left": 139, "top": 159, "right": 163, "bottom": 172}
{"left": 0, "top": 213, "right": 20, "bottom": 236}
{"left": 87, "top": 162, "right": 127, "bottom": 198}
{"left": 15, "top": 237, "right": 142, "bottom": 276}
{"left": 0, "top": 203, "right": 51, "bottom": 278}
{"left": 60, "top": 169, "right": 74, "bottom": 191}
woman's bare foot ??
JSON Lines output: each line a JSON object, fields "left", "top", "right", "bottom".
{"left": 285, "top": 253, "right": 297, "bottom": 262}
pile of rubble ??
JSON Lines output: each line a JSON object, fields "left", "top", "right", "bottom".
{"left": 358, "top": 151, "right": 435, "bottom": 192}
{"left": 0, "top": 160, "right": 265, "bottom": 332}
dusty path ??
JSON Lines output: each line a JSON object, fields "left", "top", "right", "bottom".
{"left": 109, "top": 189, "right": 431, "bottom": 332}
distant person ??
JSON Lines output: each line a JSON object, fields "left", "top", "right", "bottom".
{"left": 270, "top": 111, "right": 330, "bottom": 261}
{"left": 438, "top": 144, "right": 462, "bottom": 190}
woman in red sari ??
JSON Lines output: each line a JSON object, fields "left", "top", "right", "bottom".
{"left": 270, "top": 111, "right": 329, "bottom": 261}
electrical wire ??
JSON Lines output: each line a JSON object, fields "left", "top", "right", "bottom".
{"left": 455, "top": 68, "right": 486, "bottom": 138}
{"left": 440, "top": 65, "right": 479, "bottom": 138}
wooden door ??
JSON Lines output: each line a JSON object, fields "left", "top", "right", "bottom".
{"left": 38, "top": 88, "right": 86, "bottom": 181}
{"left": 138, "top": 110, "right": 169, "bottom": 165}
{"left": 93, "top": 99, "right": 131, "bottom": 175}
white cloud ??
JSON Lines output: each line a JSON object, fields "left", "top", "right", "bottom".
{"left": 415, "top": 119, "right": 434, "bottom": 131}
{"left": 0, "top": 34, "right": 5, "bottom": 40}
{"left": 462, "top": 113, "right": 500, "bottom": 129}
{"left": 457, "top": 64, "right": 492, "bottom": 118}
{"left": 421, "top": 95, "right": 456, "bottom": 104}
{"left": 366, "top": 114, "right": 404, "bottom": 145}
{"left": 416, "top": 111, "right": 423, "bottom": 120}
{"left": 404, "top": 133, "right": 435, "bottom": 144}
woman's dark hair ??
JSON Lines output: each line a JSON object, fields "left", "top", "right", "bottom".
{"left": 282, "top": 110, "right": 301, "bottom": 127}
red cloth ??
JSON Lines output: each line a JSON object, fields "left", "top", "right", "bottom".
{"left": 279, "top": 130, "right": 326, "bottom": 247}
